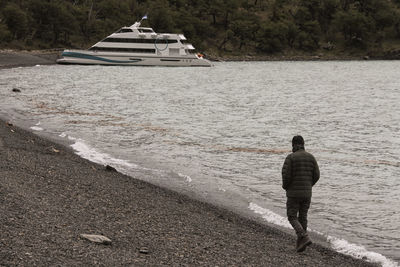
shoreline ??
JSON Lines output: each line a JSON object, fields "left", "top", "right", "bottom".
{"left": 0, "top": 49, "right": 62, "bottom": 69}
{"left": 0, "top": 118, "right": 378, "bottom": 266}
{"left": 1, "top": 49, "right": 399, "bottom": 70}
{"left": 0, "top": 56, "right": 377, "bottom": 266}
{"left": 0, "top": 116, "right": 382, "bottom": 266}
{"left": 0, "top": 56, "right": 384, "bottom": 266}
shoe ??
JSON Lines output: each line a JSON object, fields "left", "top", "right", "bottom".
{"left": 296, "top": 235, "right": 312, "bottom": 252}
{"left": 296, "top": 236, "right": 301, "bottom": 248}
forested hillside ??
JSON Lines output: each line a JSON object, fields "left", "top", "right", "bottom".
{"left": 1, "top": 0, "right": 400, "bottom": 58}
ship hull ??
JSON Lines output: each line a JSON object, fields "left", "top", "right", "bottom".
{"left": 57, "top": 50, "right": 212, "bottom": 67}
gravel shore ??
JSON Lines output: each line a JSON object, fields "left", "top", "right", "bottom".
{"left": 0, "top": 53, "right": 378, "bottom": 266}
{"left": 0, "top": 49, "right": 380, "bottom": 70}
{"left": 0, "top": 50, "right": 60, "bottom": 69}
{"left": 0, "top": 122, "right": 379, "bottom": 267}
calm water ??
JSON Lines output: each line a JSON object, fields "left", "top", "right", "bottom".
{"left": 1, "top": 61, "right": 399, "bottom": 266}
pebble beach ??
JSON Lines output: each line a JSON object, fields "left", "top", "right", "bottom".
{"left": 0, "top": 51, "right": 379, "bottom": 266}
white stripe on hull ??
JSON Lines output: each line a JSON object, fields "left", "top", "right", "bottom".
{"left": 57, "top": 50, "right": 212, "bottom": 67}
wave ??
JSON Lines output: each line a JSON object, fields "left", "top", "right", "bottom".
{"left": 64, "top": 133, "right": 193, "bottom": 185}
{"left": 65, "top": 135, "right": 137, "bottom": 169}
{"left": 62, "top": 132, "right": 398, "bottom": 267}
{"left": 30, "top": 121, "right": 43, "bottom": 131}
{"left": 248, "top": 203, "right": 398, "bottom": 267}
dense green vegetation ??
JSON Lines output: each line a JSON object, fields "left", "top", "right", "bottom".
{"left": 1, "top": 0, "right": 400, "bottom": 58}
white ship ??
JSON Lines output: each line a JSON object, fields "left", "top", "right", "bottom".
{"left": 57, "top": 17, "right": 212, "bottom": 67}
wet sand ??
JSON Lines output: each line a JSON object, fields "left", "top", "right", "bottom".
{"left": 0, "top": 50, "right": 60, "bottom": 69}
{"left": 0, "top": 53, "right": 378, "bottom": 266}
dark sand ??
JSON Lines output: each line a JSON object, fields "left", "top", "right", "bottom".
{"left": 0, "top": 50, "right": 60, "bottom": 69}
{"left": 0, "top": 53, "right": 378, "bottom": 266}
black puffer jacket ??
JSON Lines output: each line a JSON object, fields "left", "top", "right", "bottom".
{"left": 282, "top": 144, "right": 320, "bottom": 198}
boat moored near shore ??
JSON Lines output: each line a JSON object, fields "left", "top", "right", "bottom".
{"left": 57, "top": 17, "right": 212, "bottom": 67}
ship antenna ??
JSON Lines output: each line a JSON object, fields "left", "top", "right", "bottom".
{"left": 132, "top": 14, "right": 147, "bottom": 28}
{"left": 140, "top": 14, "right": 148, "bottom": 22}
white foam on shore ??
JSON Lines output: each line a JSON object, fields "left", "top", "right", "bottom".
{"left": 67, "top": 136, "right": 136, "bottom": 170}
{"left": 178, "top": 172, "right": 192, "bottom": 183}
{"left": 64, "top": 135, "right": 170, "bottom": 176}
{"left": 327, "top": 236, "right": 399, "bottom": 267}
{"left": 249, "top": 202, "right": 292, "bottom": 229}
{"left": 54, "top": 132, "right": 399, "bottom": 267}
{"left": 30, "top": 121, "right": 43, "bottom": 131}
{"left": 248, "top": 202, "right": 398, "bottom": 267}
{"left": 30, "top": 126, "right": 43, "bottom": 131}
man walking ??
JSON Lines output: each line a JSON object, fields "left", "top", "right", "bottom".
{"left": 282, "top": 135, "right": 320, "bottom": 252}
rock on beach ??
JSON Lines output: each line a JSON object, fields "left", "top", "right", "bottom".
{"left": 80, "top": 234, "right": 112, "bottom": 245}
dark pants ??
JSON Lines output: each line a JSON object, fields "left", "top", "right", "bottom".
{"left": 286, "top": 197, "right": 311, "bottom": 237}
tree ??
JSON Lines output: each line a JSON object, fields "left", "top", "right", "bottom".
{"left": 97, "top": 0, "right": 132, "bottom": 27}
{"left": 230, "top": 10, "right": 260, "bottom": 50}
{"left": 2, "top": 3, "right": 28, "bottom": 40}
{"left": 394, "top": 10, "right": 400, "bottom": 38}
{"left": 148, "top": 0, "right": 175, "bottom": 32}
{"left": 0, "top": 22, "right": 12, "bottom": 43}
{"left": 1, "top": 0, "right": 400, "bottom": 55}
{"left": 292, "top": 4, "right": 321, "bottom": 51}
{"left": 27, "top": 0, "right": 78, "bottom": 45}
{"left": 72, "top": 0, "right": 98, "bottom": 44}
{"left": 318, "top": 0, "right": 339, "bottom": 33}
{"left": 206, "top": 0, "right": 240, "bottom": 29}
{"left": 257, "top": 21, "right": 290, "bottom": 53}
{"left": 293, "top": 21, "right": 321, "bottom": 51}
{"left": 333, "top": 9, "right": 375, "bottom": 48}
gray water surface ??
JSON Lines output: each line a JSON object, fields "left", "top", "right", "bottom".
{"left": 1, "top": 61, "right": 399, "bottom": 265}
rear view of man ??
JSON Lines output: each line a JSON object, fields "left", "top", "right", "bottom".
{"left": 282, "top": 135, "right": 320, "bottom": 252}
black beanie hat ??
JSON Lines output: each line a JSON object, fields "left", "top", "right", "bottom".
{"left": 292, "top": 135, "right": 304, "bottom": 146}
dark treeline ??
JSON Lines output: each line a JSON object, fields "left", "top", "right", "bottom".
{"left": 1, "top": 0, "right": 400, "bottom": 57}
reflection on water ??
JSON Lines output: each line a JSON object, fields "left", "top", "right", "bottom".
{"left": 1, "top": 61, "right": 399, "bottom": 264}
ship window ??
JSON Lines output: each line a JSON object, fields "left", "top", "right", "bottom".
{"left": 169, "top": 48, "right": 179, "bottom": 55}
{"left": 103, "top": 38, "right": 178, "bottom": 44}
{"left": 139, "top": 29, "right": 154, "bottom": 33}
{"left": 117, "top": 28, "right": 133, "bottom": 33}
{"left": 155, "top": 39, "right": 178, "bottom": 44}
{"left": 90, "top": 46, "right": 156, "bottom": 53}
